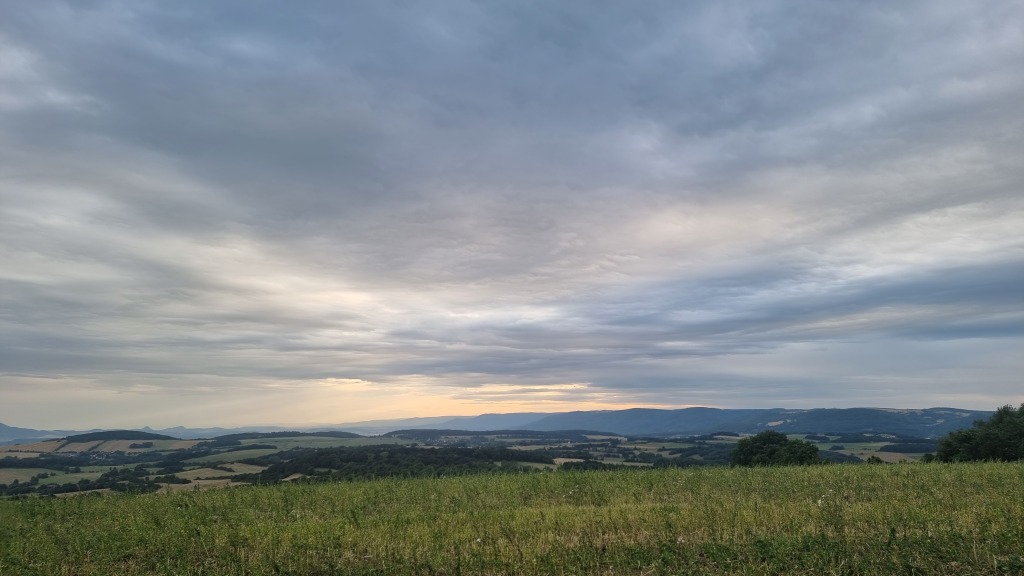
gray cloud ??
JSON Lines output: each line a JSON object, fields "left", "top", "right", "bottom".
{"left": 1, "top": 1, "right": 1022, "bottom": 428}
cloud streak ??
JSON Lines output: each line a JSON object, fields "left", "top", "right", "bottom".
{"left": 1, "top": 1, "right": 1022, "bottom": 428}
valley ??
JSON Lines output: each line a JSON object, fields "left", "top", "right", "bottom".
{"left": 0, "top": 426, "right": 937, "bottom": 497}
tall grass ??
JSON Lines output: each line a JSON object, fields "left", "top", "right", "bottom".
{"left": 1, "top": 463, "right": 1022, "bottom": 575}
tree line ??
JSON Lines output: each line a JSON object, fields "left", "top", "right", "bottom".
{"left": 730, "top": 404, "right": 1024, "bottom": 466}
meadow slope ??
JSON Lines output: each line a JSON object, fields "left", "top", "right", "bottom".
{"left": 1, "top": 463, "right": 1022, "bottom": 575}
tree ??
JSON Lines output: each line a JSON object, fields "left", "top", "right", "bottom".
{"left": 936, "top": 404, "right": 1024, "bottom": 462}
{"left": 731, "top": 430, "right": 820, "bottom": 466}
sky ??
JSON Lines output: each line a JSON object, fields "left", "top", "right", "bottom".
{"left": 1, "top": 1, "right": 1022, "bottom": 430}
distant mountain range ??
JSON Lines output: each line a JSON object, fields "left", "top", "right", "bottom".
{"left": 360, "top": 407, "right": 993, "bottom": 438}
{"left": 0, "top": 422, "right": 106, "bottom": 445}
{"left": 0, "top": 407, "right": 993, "bottom": 444}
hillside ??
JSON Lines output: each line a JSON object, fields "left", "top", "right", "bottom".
{"left": 430, "top": 407, "right": 992, "bottom": 438}
{"left": 0, "top": 407, "right": 993, "bottom": 443}
{"left": 0, "top": 423, "right": 53, "bottom": 444}
{"left": 3, "top": 464, "right": 1022, "bottom": 574}
{"left": 63, "top": 430, "right": 176, "bottom": 443}
{"left": 0, "top": 424, "right": 974, "bottom": 497}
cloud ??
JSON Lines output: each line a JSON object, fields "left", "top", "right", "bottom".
{"left": 1, "top": 1, "right": 1022, "bottom": 427}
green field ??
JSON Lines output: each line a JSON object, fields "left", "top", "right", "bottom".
{"left": 0, "top": 469, "right": 52, "bottom": 484}
{"left": 240, "top": 436, "right": 410, "bottom": 449}
{"left": 184, "top": 448, "right": 282, "bottom": 464}
{"left": 0, "top": 468, "right": 106, "bottom": 485}
{"left": 2, "top": 463, "right": 1022, "bottom": 575}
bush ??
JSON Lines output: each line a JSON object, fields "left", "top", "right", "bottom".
{"left": 731, "top": 431, "right": 820, "bottom": 466}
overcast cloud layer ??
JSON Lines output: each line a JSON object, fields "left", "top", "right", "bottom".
{"left": 2, "top": 1, "right": 1022, "bottom": 429}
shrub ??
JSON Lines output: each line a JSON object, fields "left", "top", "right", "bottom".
{"left": 731, "top": 430, "right": 820, "bottom": 466}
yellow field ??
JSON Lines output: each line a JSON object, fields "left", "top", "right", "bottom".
{"left": 96, "top": 439, "right": 200, "bottom": 452}
{"left": 220, "top": 462, "right": 266, "bottom": 474}
{"left": 56, "top": 441, "right": 103, "bottom": 453}
{"left": 0, "top": 452, "right": 44, "bottom": 459}
{"left": 168, "top": 440, "right": 201, "bottom": 450}
{"left": 0, "top": 440, "right": 62, "bottom": 453}
{"left": 1, "top": 438, "right": 203, "bottom": 455}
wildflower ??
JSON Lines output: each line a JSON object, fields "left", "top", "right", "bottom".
{"left": 816, "top": 489, "right": 834, "bottom": 506}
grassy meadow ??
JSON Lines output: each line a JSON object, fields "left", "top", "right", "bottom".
{"left": 2, "top": 463, "right": 1023, "bottom": 575}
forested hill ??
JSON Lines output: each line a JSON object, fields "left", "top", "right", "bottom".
{"left": 0, "top": 407, "right": 995, "bottom": 444}
{"left": 428, "top": 407, "right": 993, "bottom": 438}
{"left": 238, "top": 445, "right": 553, "bottom": 483}
{"left": 64, "top": 430, "right": 176, "bottom": 442}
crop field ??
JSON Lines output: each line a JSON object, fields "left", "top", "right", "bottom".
{"left": 1, "top": 463, "right": 1022, "bottom": 575}
{"left": 0, "top": 439, "right": 62, "bottom": 454}
{"left": 0, "top": 452, "right": 44, "bottom": 459}
{"left": 164, "top": 464, "right": 268, "bottom": 481}
{"left": 239, "top": 436, "right": 408, "bottom": 450}
{"left": 0, "top": 438, "right": 198, "bottom": 455}
{"left": 159, "top": 478, "right": 245, "bottom": 492}
{"left": 0, "top": 468, "right": 51, "bottom": 484}
{"left": 184, "top": 448, "right": 282, "bottom": 465}
{"left": 0, "top": 468, "right": 106, "bottom": 485}
{"left": 171, "top": 467, "right": 242, "bottom": 481}
{"left": 48, "top": 470, "right": 105, "bottom": 483}
{"left": 55, "top": 441, "right": 105, "bottom": 453}
{"left": 97, "top": 439, "right": 201, "bottom": 452}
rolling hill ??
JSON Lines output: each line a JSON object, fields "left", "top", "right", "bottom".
{"left": 425, "top": 407, "right": 992, "bottom": 438}
{"left": 0, "top": 406, "right": 994, "bottom": 444}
